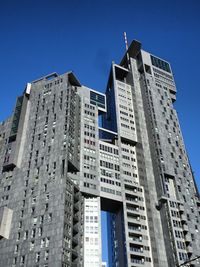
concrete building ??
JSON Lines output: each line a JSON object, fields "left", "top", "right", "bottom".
{"left": 0, "top": 72, "right": 84, "bottom": 267}
{"left": 0, "top": 40, "right": 199, "bottom": 267}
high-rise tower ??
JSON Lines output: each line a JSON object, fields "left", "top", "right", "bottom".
{"left": 0, "top": 40, "right": 199, "bottom": 267}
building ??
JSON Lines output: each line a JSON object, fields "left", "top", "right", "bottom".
{"left": 0, "top": 72, "right": 84, "bottom": 267}
{"left": 0, "top": 40, "right": 199, "bottom": 267}
{"left": 83, "top": 197, "right": 101, "bottom": 267}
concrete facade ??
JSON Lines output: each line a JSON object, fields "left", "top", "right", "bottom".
{"left": 0, "top": 72, "right": 84, "bottom": 267}
{"left": 0, "top": 40, "right": 199, "bottom": 267}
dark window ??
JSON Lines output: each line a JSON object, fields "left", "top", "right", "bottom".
{"left": 90, "top": 91, "right": 105, "bottom": 109}
{"left": 151, "top": 55, "right": 171, "bottom": 73}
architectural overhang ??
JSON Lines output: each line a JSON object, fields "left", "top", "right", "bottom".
{"left": 68, "top": 72, "right": 81, "bottom": 87}
{"left": 120, "top": 39, "right": 141, "bottom": 66}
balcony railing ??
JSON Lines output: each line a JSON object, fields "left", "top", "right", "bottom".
{"left": 131, "top": 258, "right": 144, "bottom": 264}
{"left": 130, "top": 237, "right": 142, "bottom": 242}
{"left": 128, "top": 226, "right": 141, "bottom": 232}
{"left": 130, "top": 247, "right": 143, "bottom": 253}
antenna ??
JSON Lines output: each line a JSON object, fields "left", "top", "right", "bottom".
{"left": 123, "top": 32, "right": 128, "bottom": 51}
{"left": 123, "top": 32, "right": 130, "bottom": 69}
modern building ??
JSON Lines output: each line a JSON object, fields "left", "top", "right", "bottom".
{"left": 83, "top": 197, "right": 101, "bottom": 267}
{"left": 0, "top": 40, "right": 199, "bottom": 267}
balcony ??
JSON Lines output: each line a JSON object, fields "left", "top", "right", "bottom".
{"left": 74, "top": 202, "right": 79, "bottom": 211}
{"left": 179, "top": 204, "right": 184, "bottom": 214}
{"left": 129, "top": 237, "right": 142, "bottom": 243}
{"left": 74, "top": 191, "right": 80, "bottom": 201}
{"left": 187, "top": 245, "right": 193, "bottom": 257}
{"left": 0, "top": 207, "right": 13, "bottom": 239}
{"left": 183, "top": 224, "right": 189, "bottom": 233}
{"left": 126, "top": 205, "right": 140, "bottom": 213}
{"left": 72, "top": 249, "right": 78, "bottom": 260}
{"left": 129, "top": 232, "right": 143, "bottom": 242}
{"left": 125, "top": 188, "right": 141, "bottom": 196}
{"left": 130, "top": 246, "right": 143, "bottom": 254}
{"left": 128, "top": 225, "right": 141, "bottom": 233}
{"left": 185, "top": 233, "right": 192, "bottom": 244}
{"left": 72, "top": 234, "right": 79, "bottom": 245}
{"left": 131, "top": 257, "right": 145, "bottom": 265}
{"left": 73, "top": 213, "right": 79, "bottom": 223}
{"left": 180, "top": 214, "right": 186, "bottom": 223}
{"left": 73, "top": 223, "right": 79, "bottom": 234}
{"left": 127, "top": 212, "right": 140, "bottom": 222}
{"left": 126, "top": 196, "right": 140, "bottom": 204}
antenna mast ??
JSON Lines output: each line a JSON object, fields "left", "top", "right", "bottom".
{"left": 123, "top": 32, "right": 129, "bottom": 51}
{"left": 123, "top": 32, "right": 130, "bottom": 69}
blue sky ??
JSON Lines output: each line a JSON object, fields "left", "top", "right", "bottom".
{"left": 0, "top": 0, "right": 200, "bottom": 264}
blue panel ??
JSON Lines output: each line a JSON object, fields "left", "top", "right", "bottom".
{"left": 90, "top": 91, "right": 105, "bottom": 109}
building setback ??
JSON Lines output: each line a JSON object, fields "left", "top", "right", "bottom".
{"left": 0, "top": 40, "right": 199, "bottom": 267}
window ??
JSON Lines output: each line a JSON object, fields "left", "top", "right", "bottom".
{"left": 18, "top": 221, "right": 22, "bottom": 229}
{"left": 31, "top": 207, "right": 35, "bottom": 215}
{"left": 44, "top": 250, "right": 49, "bottom": 261}
{"left": 33, "top": 217, "right": 37, "bottom": 225}
{"left": 151, "top": 55, "right": 171, "bottom": 73}
{"left": 45, "top": 203, "right": 49, "bottom": 211}
{"left": 45, "top": 237, "right": 50, "bottom": 247}
{"left": 44, "top": 184, "right": 47, "bottom": 192}
{"left": 17, "top": 232, "right": 20, "bottom": 241}
{"left": 38, "top": 227, "right": 43, "bottom": 237}
{"left": 40, "top": 215, "right": 44, "bottom": 224}
{"left": 20, "top": 210, "right": 24, "bottom": 218}
{"left": 32, "top": 197, "right": 36, "bottom": 204}
{"left": 41, "top": 238, "right": 45, "bottom": 248}
{"left": 30, "top": 241, "right": 35, "bottom": 251}
{"left": 191, "top": 233, "right": 195, "bottom": 241}
{"left": 48, "top": 213, "right": 52, "bottom": 222}
{"left": 24, "top": 231, "right": 28, "bottom": 240}
{"left": 53, "top": 162, "right": 56, "bottom": 169}
{"left": 46, "top": 164, "right": 49, "bottom": 172}
{"left": 35, "top": 252, "right": 40, "bottom": 263}
{"left": 31, "top": 228, "right": 36, "bottom": 238}
{"left": 13, "top": 257, "right": 17, "bottom": 265}
{"left": 20, "top": 255, "right": 25, "bottom": 265}
{"left": 14, "top": 245, "right": 19, "bottom": 253}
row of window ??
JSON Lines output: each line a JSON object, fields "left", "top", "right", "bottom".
{"left": 100, "top": 177, "right": 121, "bottom": 187}
{"left": 83, "top": 173, "right": 96, "bottom": 180}
{"left": 84, "top": 182, "right": 96, "bottom": 190}
{"left": 84, "top": 124, "right": 95, "bottom": 131}
{"left": 177, "top": 240, "right": 185, "bottom": 250}
{"left": 100, "top": 160, "right": 120, "bottom": 170}
{"left": 99, "top": 144, "right": 118, "bottom": 154}
{"left": 84, "top": 155, "right": 96, "bottom": 162}
{"left": 101, "top": 186, "right": 121, "bottom": 196}
{"left": 84, "top": 131, "right": 95, "bottom": 138}
{"left": 44, "top": 78, "right": 63, "bottom": 89}
{"left": 84, "top": 138, "right": 96, "bottom": 146}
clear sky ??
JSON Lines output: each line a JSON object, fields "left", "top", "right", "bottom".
{"left": 0, "top": 0, "right": 200, "bottom": 264}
